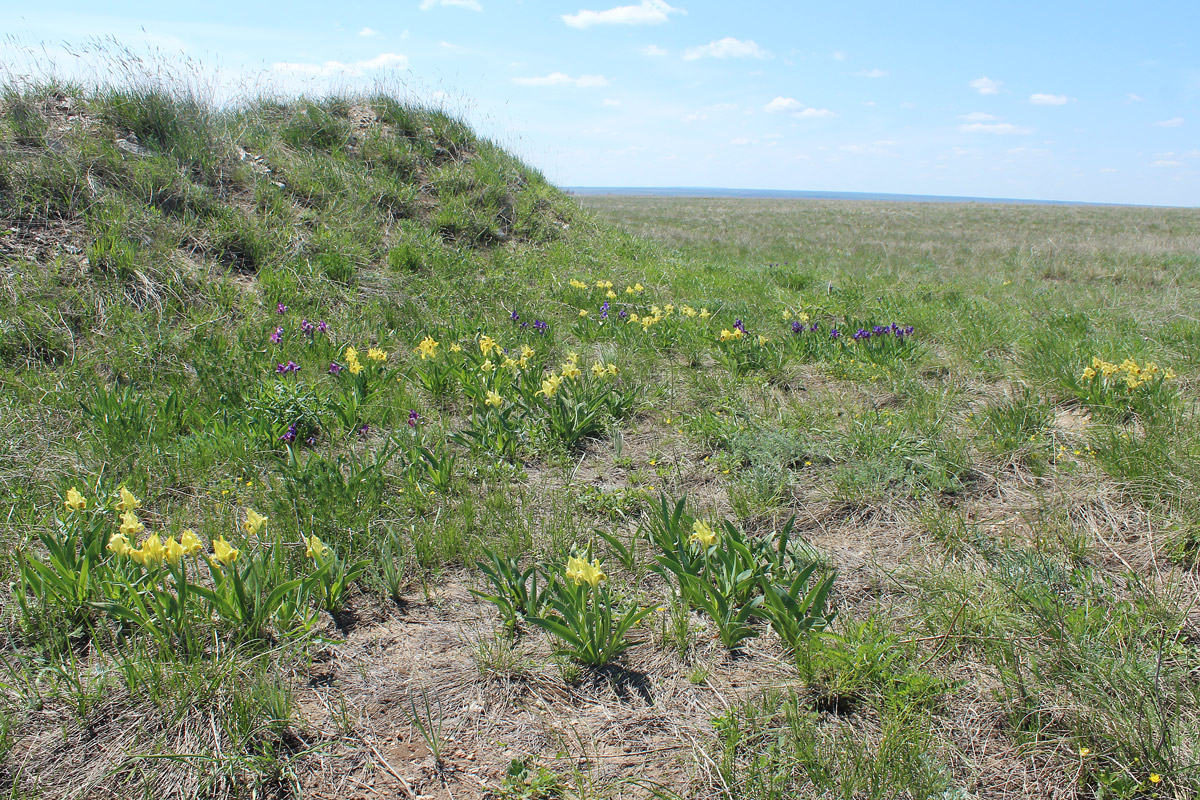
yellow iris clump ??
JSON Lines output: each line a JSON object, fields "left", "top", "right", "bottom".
{"left": 689, "top": 520, "right": 718, "bottom": 548}
{"left": 64, "top": 487, "right": 87, "bottom": 511}
{"left": 415, "top": 336, "right": 439, "bottom": 360}
{"left": 1081, "top": 356, "right": 1175, "bottom": 389}
{"left": 566, "top": 555, "right": 607, "bottom": 588}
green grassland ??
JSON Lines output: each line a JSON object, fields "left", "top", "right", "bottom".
{"left": 2, "top": 77, "right": 1200, "bottom": 800}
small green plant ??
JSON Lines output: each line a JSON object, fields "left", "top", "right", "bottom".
{"left": 380, "top": 528, "right": 408, "bottom": 603}
{"left": 491, "top": 758, "right": 564, "bottom": 800}
{"left": 304, "top": 535, "right": 368, "bottom": 614}
{"left": 525, "top": 555, "right": 655, "bottom": 667}
{"left": 470, "top": 548, "right": 552, "bottom": 633}
{"left": 755, "top": 563, "right": 837, "bottom": 666}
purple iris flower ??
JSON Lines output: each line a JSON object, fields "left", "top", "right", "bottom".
{"left": 791, "top": 321, "right": 803, "bottom": 334}
{"left": 276, "top": 302, "right": 287, "bottom": 315}
{"left": 305, "top": 435, "right": 317, "bottom": 447}
{"left": 830, "top": 328, "right": 841, "bottom": 339}
{"left": 282, "top": 424, "right": 297, "bottom": 443}
{"left": 618, "top": 310, "right": 628, "bottom": 320}
{"left": 873, "top": 325, "right": 888, "bottom": 336}
{"left": 329, "top": 362, "right": 343, "bottom": 375}
{"left": 301, "top": 318, "right": 315, "bottom": 335}
{"left": 533, "top": 320, "right": 548, "bottom": 334}
{"left": 317, "top": 321, "right": 328, "bottom": 334}
{"left": 275, "top": 361, "right": 300, "bottom": 374}
{"left": 600, "top": 301, "right": 609, "bottom": 320}
{"left": 356, "top": 423, "right": 370, "bottom": 439}
{"left": 407, "top": 410, "right": 421, "bottom": 427}
{"left": 853, "top": 329, "right": 870, "bottom": 341}
{"left": 810, "top": 322, "right": 819, "bottom": 333}
{"left": 269, "top": 327, "right": 283, "bottom": 344}
{"left": 510, "top": 310, "right": 520, "bottom": 322}
{"left": 734, "top": 319, "right": 746, "bottom": 333}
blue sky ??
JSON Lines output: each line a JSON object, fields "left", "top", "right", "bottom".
{"left": 4, "top": 1, "right": 1199, "bottom": 205}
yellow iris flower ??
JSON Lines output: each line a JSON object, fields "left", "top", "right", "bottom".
{"left": 566, "top": 555, "right": 606, "bottom": 588}
{"left": 485, "top": 390, "right": 503, "bottom": 408}
{"left": 115, "top": 487, "right": 141, "bottom": 513}
{"left": 538, "top": 374, "right": 563, "bottom": 397}
{"left": 562, "top": 364, "right": 582, "bottom": 379}
{"left": 415, "top": 336, "right": 439, "bottom": 360}
{"left": 119, "top": 511, "right": 145, "bottom": 537}
{"left": 243, "top": 508, "right": 268, "bottom": 536}
{"left": 479, "top": 335, "right": 497, "bottom": 356}
{"left": 180, "top": 529, "right": 204, "bottom": 556}
{"left": 64, "top": 487, "right": 87, "bottom": 511}
{"left": 164, "top": 536, "right": 186, "bottom": 565}
{"left": 367, "top": 347, "right": 388, "bottom": 363}
{"left": 107, "top": 531, "right": 132, "bottom": 556}
{"left": 305, "top": 535, "right": 328, "bottom": 560}
{"left": 689, "top": 520, "right": 718, "bottom": 548}
{"left": 211, "top": 535, "right": 240, "bottom": 566}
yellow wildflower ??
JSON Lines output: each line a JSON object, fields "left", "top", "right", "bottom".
{"left": 605, "top": 290, "right": 617, "bottom": 299}
{"left": 520, "top": 345, "right": 535, "bottom": 361}
{"left": 415, "top": 336, "right": 439, "bottom": 360}
{"left": 140, "top": 533, "right": 166, "bottom": 565}
{"left": 566, "top": 555, "right": 606, "bottom": 588}
{"left": 689, "top": 520, "right": 718, "bottom": 548}
{"left": 591, "top": 362, "right": 607, "bottom": 378}
{"left": 180, "top": 529, "right": 204, "bottom": 556}
{"left": 119, "top": 511, "right": 145, "bottom": 538}
{"left": 634, "top": 283, "right": 644, "bottom": 292}
{"left": 367, "top": 347, "right": 388, "bottom": 363}
{"left": 1150, "top": 774, "right": 1161, "bottom": 784}
{"left": 579, "top": 309, "right": 589, "bottom": 317}
{"left": 1081, "top": 366, "right": 1097, "bottom": 380}
{"left": 629, "top": 313, "right": 639, "bottom": 323}
{"left": 64, "top": 487, "right": 87, "bottom": 512}
{"left": 566, "top": 351, "right": 580, "bottom": 365}
{"left": 1165, "top": 367, "right": 1177, "bottom": 379}
{"left": 479, "top": 335, "right": 498, "bottom": 356}
{"left": 651, "top": 305, "right": 662, "bottom": 316}
{"left": 698, "top": 308, "right": 711, "bottom": 319}
{"left": 569, "top": 279, "right": 588, "bottom": 289}
{"left": 562, "top": 363, "right": 582, "bottom": 379}
{"left": 625, "top": 285, "right": 636, "bottom": 295}
{"left": 501, "top": 356, "right": 518, "bottom": 370}
{"left": 305, "top": 534, "right": 328, "bottom": 560}
{"left": 758, "top": 335, "right": 770, "bottom": 346}
{"left": 480, "top": 359, "right": 495, "bottom": 374}
{"left": 606, "top": 363, "right": 618, "bottom": 376}
{"left": 116, "top": 487, "right": 141, "bottom": 513}
{"left": 485, "top": 390, "right": 503, "bottom": 408}
{"left": 345, "top": 346, "right": 363, "bottom": 375}
{"left": 681, "top": 305, "right": 696, "bottom": 317}
{"left": 211, "top": 535, "right": 240, "bottom": 566}
{"left": 164, "top": 536, "right": 185, "bottom": 565}
{"left": 799, "top": 312, "right": 810, "bottom": 323}
{"left": 538, "top": 374, "right": 563, "bottom": 397}
{"left": 449, "top": 342, "right": 463, "bottom": 353}
{"left": 720, "top": 328, "right": 744, "bottom": 341}
{"left": 664, "top": 304, "right": 674, "bottom": 316}
{"left": 243, "top": 508, "right": 268, "bottom": 536}
{"left": 107, "top": 531, "right": 132, "bottom": 556}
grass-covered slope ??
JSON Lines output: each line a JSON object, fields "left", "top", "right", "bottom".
{"left": 4, "top": 79, "right": 1200, "bottom": 800}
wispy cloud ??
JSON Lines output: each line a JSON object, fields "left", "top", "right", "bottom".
{"left": 961, "top": 111, "right": 999, "bottom": 122}
{"left": 1029, "top": 93, "right": 1067, "bottom": 105}
{"left": 763, "top": 97, "right": 835, "bottom": 118}
{"left": 959, "top": 122, "right": 1033, "bottom": 135}
{"left": 563, "top": 0, "right": 683, "bottom": 28}
{"left": 641, "top": 44, "right": 668, "bottom": 56}
{"left": 1152, "top": 160, "right": 1183, "bottom": 167}
{"left": 272, "top": 53, "right": 408, "bottom": 77}
{"left": 1154, "top": 117, "right": 1184, "bottom": 128}
{"left": 602, "top": 98, "right": 621, "bottom": 106}
{"left": 853, "top": 68, "right": 887, "bottom": 78}
{"left": 969, "top": 76, "right": 1002, "bottom": 95}
{"left": 358, "top": 27, "right": 379, "bottom": 37}
{"left": 1126, "top": 93, "right": 1145, "bottom": 102}
{"left": 512, "top": 72, "right": 609, "bottom": 87}
{"left": 684, "top": 37, "right": 769, "bottom": 61}
{"left": 420, "top": 0, "right": 482, "bottom": 11}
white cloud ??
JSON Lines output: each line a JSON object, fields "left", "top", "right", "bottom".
{"left": 1029, "top": 93, "right": 1067, "bottom": 105}
{"left": 641, "top": 44, "right": 668, "bottom": 56}
{"left": 358, "top": 27, "right": 379, "bottom": 37}
{"left": 602, "top": 98, "right": 621, "bottom": 106}
{"left": 1100, "top": 167, "right": 1118, "bottom": 173}
{"left": 420, "top": 0, "right": 482, "bottom": 10}
{"left": 730, "top": 137, "right": 754, "bottom": 145}
{"left": 1154, "top": 117, "right": 1184, "bottom": 127}
{"left": 1152, "top": 160, "right": 1183, "bottom": 167}
{"left": 762, "top": 96, "right": 836, "bottom": 118}
{"left": 959, "top": 122, "right": 1033, "bottom": 135}
{"left": 832, "top": 50, "right": 846, "bottom": 61}
{"left": 970, "top": 76, "right": 1002, "bottom": 95}
{"left": 1126, "top": 93, "right": 1145, "bottom": 102}
{"left": 563, "top": 0, "right": 684, "bottom": 28}
{"left": 272, "top": 53, "right": 408, "bottom": 77}
{"left": 684, "top": 37, "right": 769, "bottom": 61}
{"left": 681, "top": 112, "right": 707, "bottom": 122}
{"left": 961, "top": 111, "right": 999, "bottom": 122}
{"left": 512, "top": 72, "right": 609, "bottom": 87}
{"left": 854, "top": 68, "right": 887, "bottom": 78}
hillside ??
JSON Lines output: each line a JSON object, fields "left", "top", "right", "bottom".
{"left": 4, "top": 81, "right": 1200, "bottom": 800}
